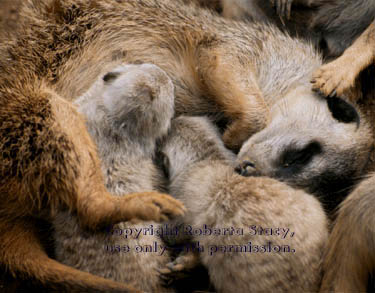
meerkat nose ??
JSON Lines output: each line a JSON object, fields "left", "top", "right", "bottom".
{"left": 235, "top": 160, "right": 256, "bottom": 176}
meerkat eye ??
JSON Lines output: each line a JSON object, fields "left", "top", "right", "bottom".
{"left": 327, "top": 97, "right": 359, "bottom": 124}
{"left": 281, "top": 141, "right": 322, "bottom": 168}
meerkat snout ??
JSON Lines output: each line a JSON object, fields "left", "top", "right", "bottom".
{"left": 236, "top": 140, "right": 323, "bottom": 178}
{"left": 234, "top": 160, "right": 257, "bottom": 176}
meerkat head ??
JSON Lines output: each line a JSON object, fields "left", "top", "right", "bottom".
{"left": 236, "top": 87, "right": 373, "bottom": 212}
{"left": 159, "top": 116, "right": 235, "bottom": 181}
{"left": 101, "top": 63, "right": 175, "bottom": 141}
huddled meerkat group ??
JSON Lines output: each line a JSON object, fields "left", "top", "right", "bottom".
{"left": 0, "top": 0, "right": 374, "bottom": 292}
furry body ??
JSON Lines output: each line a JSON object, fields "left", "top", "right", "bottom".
{"left": 54, "top": 64, "right": 175, "bottom": 292}
{"left": 161, "top": 116, "right": 328, "bottom": 292}
{"left": 312, "top": 20, "right": 375, "bottom": 98}
{"left": 320, "top": 173, "right": 375, "bottom": 292}
{"left": 215, "top": 0, "right": 375, "bottom": 58}
{"left": 0, "top": 0, "right": 372, "bottom": 288}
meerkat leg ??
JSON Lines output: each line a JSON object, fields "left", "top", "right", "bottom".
{"left": 0, "top": 219, "right": 140, "bottom": 292}
{"left": 197, "top": 45, "right": 270, "bottom": 150}
{"left": 312, "top": 21, "right": 375, "bottom": 99}
{"left": 49, "top": 95, "right": 185, "bottom": 229}
{"left": 320, "top": 175, "right": 375, "bottom": 292}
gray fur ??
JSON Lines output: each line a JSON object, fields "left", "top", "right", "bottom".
{"left": 235, "top": 25, "right": 373, "bottom": 213}
{"left": 219, "top": 0, "right": 375, "bottom": 57}
{"left": 311, "top": 0, "right": 375, "bottom": 57}
{"left": 53, "top": 63, "right": 175, "bottom": 292}
{"left": 161, "top": 116, "right": 328, "bottom": 293}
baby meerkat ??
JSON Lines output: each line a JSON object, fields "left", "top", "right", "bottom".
{"left": 53, "top": 63, "right": 178, "bottom": 292}
{"left": 160, "top": 116, "right": 328, "bottom": 293}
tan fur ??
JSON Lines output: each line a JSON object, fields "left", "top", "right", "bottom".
{"left": 0, "top": 0, "right": 371, "bottom": 289}
{"left": 320, "top": 173, "right": 375, "bottom": 292}
{"left": 0, "top": 1, "right": 190, "bottom": 291}
{"left": 312, "top": 20, "right": 375, "bottom": 99}
{"left": 54, "top": 63, "right": 176, "bottom": 292}
{"left": 160, "top": 116, "right": 328, "bottom": 292}
{"left": 22, "top": 0, "right": 271, "bottom": 151}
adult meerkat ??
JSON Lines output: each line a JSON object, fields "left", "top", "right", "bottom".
{"left": 236, "top": 90, "right": 372, "bottom": 214}
{"left": 232, "top": 1, "right": 373, "bottom": 214}
{"left": 0, "top": 2, "right": 189, "bottom": 291}
{"left": 160, "top": 116, "right": 328, "bottom": 293}
{"left": 319, "top": 173, "right": 375, "bottom": 292}
{"left": 54, "top": 63, "right": 176, "bottom": 292}
{"left": 216, "top": 0, "right": 375, "bottom": 97}
{"left": 269, "top": 0, "right": 375, "bottom": 99}
{"left": 0, "top": 0, "right": 371, "bottom": 287}
{"left": 312, "top": 20, "right": 375, "bottom": 99}
{"left": 215, "top": 0, "right": 375, "bottom": 57}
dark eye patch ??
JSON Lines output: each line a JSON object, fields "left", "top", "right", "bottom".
{"left": 327, "top": 96, "right": 360, "bottom": 125}
{"left": 281, "top": 141, "right": 322, "bottom": 169}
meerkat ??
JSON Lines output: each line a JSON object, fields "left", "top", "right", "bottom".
{"left": 159, "top": 116, "right": 328, "bottom": 292}
{"left": 197, "top": 0, "right": 375, "bottom": 99}
{"left": 197, "top": 0, "right": 320, "bottom": 44}
{"left": 306, "top": 0, "right": 375, "bottom": 58}
{"left": 53, "top": 63, "right": 176, "bottom": 293}
{"left": 215, "top": 1, "right": 375, "bottom": 57}
{"left": 318, "top": 173, "right": 375, "bottom": 292}
{"left": 230, "top": 14, "right": 372, "bottom": 213}
{"left": 312, "top": 20, "right": 375, "bottom": 99}
{"left": 0, "top": 0, "right": 372, "bottom": 288}
{"left": 269, "top": 0, "right": 375, "bottom": 99}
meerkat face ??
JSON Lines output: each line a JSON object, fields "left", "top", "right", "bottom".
{"left": 101, "top": 63, "right": 175, "bottom": 140}
{"left": 236, "top": 87, "right": 373, "bottom": 212}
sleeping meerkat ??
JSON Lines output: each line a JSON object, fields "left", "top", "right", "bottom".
{"left": 312, "top": 20, "right": 375, "bottom": 99}
{"left": 221, "top": 0, "right": 375, "bottom": 98}
{"left": 160, "top": 116, "right": 328, "bottom": 293}
{"left": 320, "top": 173, "right": 375, "bottom": 292}
{"left": 53, "top": 63, "right": 176, "bottom": 292}
{"left": 214, "top": 0, "right": 375, "bottom": 58}
{"left": 232, "top": 24, "right": 373, "bottom": 213}
{"left": 1, "top": 0, "right": 373, "bottom": 288}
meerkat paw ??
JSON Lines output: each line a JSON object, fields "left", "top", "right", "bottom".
{"left": 311, "top": 59, "right": 357, "bottom": 98}
{"left": 123, "top": 192, "right": 186, "bottom": 222}
{"left": 159, "top": 251, "right": 200, "bottom": 283}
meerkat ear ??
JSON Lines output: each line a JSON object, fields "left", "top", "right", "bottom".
{"left": 327, "top": 96, "right": 360, "bottom": 125}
